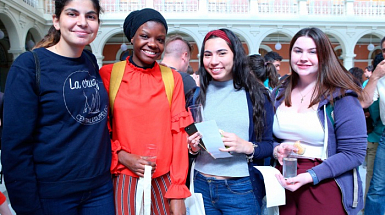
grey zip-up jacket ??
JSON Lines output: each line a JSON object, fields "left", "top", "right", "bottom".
{"left": 273, "top": 85, "right": 366, "bottom": 215}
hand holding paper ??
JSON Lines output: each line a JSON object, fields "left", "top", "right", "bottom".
{"left": 194, "top": 120, "right": 233, "bottom": 159}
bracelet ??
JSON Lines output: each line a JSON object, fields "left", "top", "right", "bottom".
{"left": 246, "top": 143, "right": 258, "bottom": 162}
{"left": 273, "top": 145, "right": 279, "bottom": 159}
{"left": 188, "top": 144, "right": 199, "bottom": 155}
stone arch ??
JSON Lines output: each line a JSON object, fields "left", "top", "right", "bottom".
{"left": 258, "top": 28, "right": 295, "bottom": 47}
{"left": 0, "top": 13, "right": 22, "bottom": 56}
{"left": 350, "top": 30, "right": 385, "bottom": 49}
{"left": 259, "top": 44, "right": 272, "bottom": 53}
{"left": 323, "top": 31, "right": 346, "bottom": 53}
{"left": 97, "top": 27, "right": 125, "bottom": 53}
{"left": 167, "top": 28, "right": 199, "bottom": 45}
{"left": 228, "top": 28, "right": 253, "bottom": 55}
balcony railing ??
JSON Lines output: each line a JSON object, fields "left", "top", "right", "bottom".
{"left": 258, "top": 0, "right": 298, "bottom": 14}
{"left": 154, "top": 0, "right": 199, "bottom": 13}
{"left": 354, "top": 0, "right": 385, "bottom": 16}
{"left": 101, "top": 0, "right": 146, "bottom": 13}
{"left": 207, "top": 0, "right": 249, "bottom": 13}
{"left": 308, "top": 0, "right": 345, "bottom": 16}
{"left": 23, "top": 0, "right": 39, "bottom": 8}
{"left": 37, "top": 0, "right": 385, "bottom": 17}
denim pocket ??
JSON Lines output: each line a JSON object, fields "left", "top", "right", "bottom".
{"left": 225, "top": 178, "right": 253, "bottom": 194}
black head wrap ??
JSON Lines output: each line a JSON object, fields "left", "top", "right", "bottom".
{"left": 123, "top": 8, "right": 168, "bottom": 41}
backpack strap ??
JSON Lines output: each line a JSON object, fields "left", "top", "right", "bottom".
{"left": 109, "top": 61, "right": 126, "bottom": 115}
{"left": 31, "top": 51, "right": 41, "bottom": 95}
{"left": 159, "top": 65, "right": 174, "bottom": 107}
{"left": 192, "top": 86, "right": 200, "bottom": 105}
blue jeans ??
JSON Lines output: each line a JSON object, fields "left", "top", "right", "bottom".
{"left": 194, "top": 171, "right": 259, "bottom": 215}
{"left": 365, "top": 128, "right": 385, "bottom": 214}
{"left": 40, "top": 180, "right": 115, "bottom": 215}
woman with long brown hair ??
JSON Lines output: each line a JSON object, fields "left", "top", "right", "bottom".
{"left": 272, "top": 27, "right": 366, "bottom": 215}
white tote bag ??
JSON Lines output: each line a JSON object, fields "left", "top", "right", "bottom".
{"left": 185, "top": 162, "right": 206, "bottom": 215}
{"left": 136, "top": 165, "right": 152, "bottom": 215}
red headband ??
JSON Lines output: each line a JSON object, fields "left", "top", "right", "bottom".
{"left": 203, "top": 30, "right": 231, "bottom": 46}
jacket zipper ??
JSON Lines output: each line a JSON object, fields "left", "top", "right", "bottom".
{"left": 318, "top": 106, "right": 349, "bottom": 214}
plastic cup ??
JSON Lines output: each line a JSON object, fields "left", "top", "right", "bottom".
{"left": 141, "top": 144, "right": 157, "bottom": 163}
{"left": 188, "top": 104, "right": 204, "bottom": 123}
{"left": 283, "top": 157, "right": 297, "bottom": 178}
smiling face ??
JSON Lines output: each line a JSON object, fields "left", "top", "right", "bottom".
{"left": 203, "top": 37, "right": 234, "bottom": 82}
{"left": 290, "top": 36, "right": 319, "bottom": 79}
{"left": 53, "top": 0, "right": 99, "bottom": 49}
{"left": 131, "top": 21, "right": 166, "bottom": 67}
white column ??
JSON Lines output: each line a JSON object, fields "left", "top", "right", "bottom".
{"left": 298, "top": 0, "right": 308, "bottom": 15}
{"left": 345, "top": 0, "right": 354, "bottom": 16}
{"left": 199, "top": 0, "right": 208, "bottom": 15}
{"left": 8, "top": 49, "right": 24, "bottom": 61}
{"left": 146, "top": 0, "right": 154, "bottom": 8}
{"left": 249, "top": 0, "right": 259, "bottom": 15}
{"left": 343, "top": 54, "right": 356, "bottom": 70}
{"left": 95, "top": 55, "right": 105, "bottom": 69}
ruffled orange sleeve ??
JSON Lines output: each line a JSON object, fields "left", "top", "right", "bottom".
{"left": 164, "top": 71, "right": 193, "bottom": 199}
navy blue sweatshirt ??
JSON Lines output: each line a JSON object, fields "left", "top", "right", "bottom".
{"left": 1, "top": 48, "right": 112, "bottom": 215}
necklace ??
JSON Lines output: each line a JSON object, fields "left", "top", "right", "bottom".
{"left": 299, "top": 90, "right": 312, "bottom": 103}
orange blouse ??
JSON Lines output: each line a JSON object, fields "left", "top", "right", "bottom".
{"left": 99, "top": 58, "right": 192, "bottom": 199}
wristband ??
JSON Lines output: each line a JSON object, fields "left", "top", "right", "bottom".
{"left": 246, "top": 143, "right": 258, "bottom": 162}
{"left": 307, "top": 169, "right": 320, "bottom": 185}
{"left": 188, "top": 144, "right": 199, "bottom": 155}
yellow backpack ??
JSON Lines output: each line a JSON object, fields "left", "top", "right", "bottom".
{"left": 109, "top": 61, "right": 174, "bottom": 115}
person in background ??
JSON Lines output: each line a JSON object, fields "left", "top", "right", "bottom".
{"left": 361, "top": 36, "right": 385, "bottom": 215}
{"left": 264, "top": 51, "right": 282, "bottom": 73}
{"left": 160, "top": 35, "right": 198, "bottom": 187}
{"left": 362, "top": 66, "right": 384, "bottom": 212}
{"left": 186, "top": 65, "right": 195, "bottom": 75}
{"left": 349, "top": 67, "right": 364, "bottom": 86}
{"left": 248, "top": 54, "right": 279, "bottom": 90}
{"left": 161, "top": 34, "right": 197, "bottom": 96}
{"left": 363, "top": 65, "right": 373, "bottom": 88}
{"left": 272, "top": 27, "right": 366, "bottom": 215}
{"left": 1, "top": 0, "right": 115, "bottom": 214}
{"left": 264, "top": 51, "right": 284, "bottom": 87}
{"left": 187, "top": 28, "right": 274, "bottom": 215}
{"left": 99, "top": 8, "right": 191, "bottom": 215}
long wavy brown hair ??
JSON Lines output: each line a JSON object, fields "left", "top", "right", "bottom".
{"left": 280, "top": 27, "right": 362, "bottom": 107}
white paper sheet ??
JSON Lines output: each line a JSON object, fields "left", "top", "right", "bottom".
{"left": 195, "top": 120, "right": 232, "bottom": 159}
{"left": 254, "top": 166, "right": 286, "bottom": 207}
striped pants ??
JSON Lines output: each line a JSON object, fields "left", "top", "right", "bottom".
{"left": 113, "top": 173, "right": 171, "bottom": 215}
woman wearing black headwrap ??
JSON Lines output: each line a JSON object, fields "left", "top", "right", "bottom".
{"left": 100, "top": 8, "right": 192, "bottom": 215}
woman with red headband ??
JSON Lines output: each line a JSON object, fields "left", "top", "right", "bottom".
{"left": 187, "top": 29, "right": 274, "bottom": 215}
